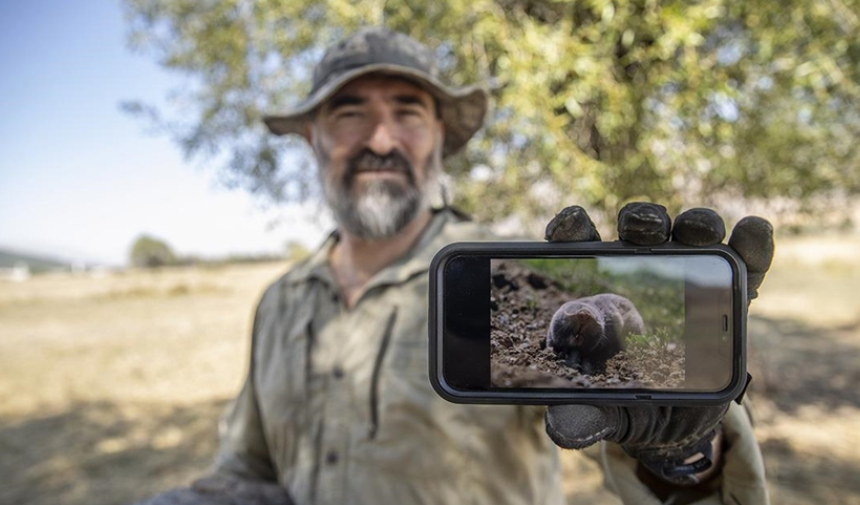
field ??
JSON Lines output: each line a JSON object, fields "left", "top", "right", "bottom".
{"left": 1, "top": 234, "right": 859, "bottom": 504}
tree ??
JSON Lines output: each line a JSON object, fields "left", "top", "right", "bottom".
{"left": 130, "top": 234, "right": 177, "bottom": 268}
{"left": 121, "top": 0, "right": 860, "bottom": 229}
{"left": 284, "top": 240, "right": 311, "bottom": 263}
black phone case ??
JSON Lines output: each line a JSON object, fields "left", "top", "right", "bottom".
{"left": 428, "top": 241, "right": 748, "bottom": 406}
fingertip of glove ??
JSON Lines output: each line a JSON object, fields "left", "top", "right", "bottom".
{"left": 729, "top": 216, "right": 775, "bottom": 273}
{"left": 545, "top": 205, "right": 602, "bottom": 242}
{"left": 617, "top": 202, "right": 672, "bottom": 245}
{"left": 735, "top": 215, "right": 774, "bottom": 233}
{"left": 672, "top": 208, "right": 726, "bottom": 246}
{"left": 545, "top": 404, "right": 615, "bottom": 450}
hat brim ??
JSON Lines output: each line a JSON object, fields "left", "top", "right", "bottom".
{"left": 263, "top": 64, "right": 488, "bottom": 157}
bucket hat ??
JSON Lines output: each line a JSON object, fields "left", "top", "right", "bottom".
{"left": 263, "top": 27, "right": 488, "bottom": 157}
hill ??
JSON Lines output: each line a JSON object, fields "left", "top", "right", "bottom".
{"left": 0, "top": 248, "right": 70, "bottom": 273}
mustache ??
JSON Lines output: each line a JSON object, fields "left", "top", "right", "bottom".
{"left": 344, "top": 149, "right": 415, "bottom": 185}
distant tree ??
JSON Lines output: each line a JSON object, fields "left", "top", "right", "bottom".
{"left": 130, "top": 235, "right": 177, "bottom": 268}
{"left": 122, "top": 0, "right": 860, "bottom": 227}
{"left": 284, "top": 241, "right": 311, "bottom": 263}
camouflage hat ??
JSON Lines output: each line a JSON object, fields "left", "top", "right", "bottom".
{"left": 263, "top": 27, "right": 488, "bottom": 157}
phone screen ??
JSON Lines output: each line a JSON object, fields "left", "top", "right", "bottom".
{"left": 440, "top": 253, "right": 738, "bottom": 395}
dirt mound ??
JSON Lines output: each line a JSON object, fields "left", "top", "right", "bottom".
{"left": 490, "top": 261, "right": 684, "bottom": 389}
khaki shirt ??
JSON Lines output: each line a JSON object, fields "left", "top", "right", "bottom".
{"left": 213, "top": 209, "right": 769, "bottom": 505}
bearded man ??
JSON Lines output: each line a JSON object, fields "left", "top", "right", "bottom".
{"left": 137, "top": 27, "right": 773, "bottom": 505}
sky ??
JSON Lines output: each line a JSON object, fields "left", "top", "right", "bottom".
{"left": 0, "top": 0, "right": 330, "bottom": 266}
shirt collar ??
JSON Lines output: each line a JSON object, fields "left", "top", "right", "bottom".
{"left": 285, "top": 207, "right": 469, "bottom": 290}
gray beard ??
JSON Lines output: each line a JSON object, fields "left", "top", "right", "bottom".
{"left": 324, "top": 175, "right": 434, "bottom": 240}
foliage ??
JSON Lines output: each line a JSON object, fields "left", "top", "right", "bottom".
{"left": 626, "top": 326, "right": 681, "bottom": 350}
{"left": 129, "top": 234, "right": 177, "bottom": 268}
{"left": 521, "top": 257, "right": 684, "bottom": 337}
{"left": 122, "top": 0, "right": 860, "bottom": 226}
{"left": 522, "top": 256, "right": 610, "bottom": 294}
{"left": 284, "top": 240, "right": 311, "bottom": 263}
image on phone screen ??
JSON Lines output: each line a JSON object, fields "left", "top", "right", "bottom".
{"left": 488, "top": 256, "right": 733, "bottom": 391}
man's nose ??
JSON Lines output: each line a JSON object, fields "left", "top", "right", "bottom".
{"left": 366, "top": 117, "right": 397, "bottom": 155}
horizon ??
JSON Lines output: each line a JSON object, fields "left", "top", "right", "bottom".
{"left": 0, "top": 239, "right": 303, "bottom": 270}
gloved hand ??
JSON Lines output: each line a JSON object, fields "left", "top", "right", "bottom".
{"left": 543, "top": 203, "right": 774, "bottom": 486}
{"left": 133, "top": 474, "right": 293, "bottom": 505}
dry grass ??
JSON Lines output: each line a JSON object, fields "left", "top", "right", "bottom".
{"left": 744, "top": 234, "right": 860, "bottom": 505}
{"left": 1, "top": 234, "right": 859, "bottom": 504}
{"left": 0, "top": 263, "right": 286, "bottom": 504}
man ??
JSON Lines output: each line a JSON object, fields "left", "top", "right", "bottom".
{"left": 138, "top": 27, "right": 773, "bottom": 505}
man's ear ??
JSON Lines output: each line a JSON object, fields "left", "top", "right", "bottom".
{"left": 302, "top": 123, "right": 314, "bottom": 143}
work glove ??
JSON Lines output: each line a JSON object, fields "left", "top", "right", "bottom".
{"left": 133, "top": 474, "right": 293, "bottom": 505}
{"left": 543, "top": 203, "right": 774, "bottom": 485}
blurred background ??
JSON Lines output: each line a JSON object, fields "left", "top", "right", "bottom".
{"left": 1, "top": 1, "right": 858, "bottom": 504}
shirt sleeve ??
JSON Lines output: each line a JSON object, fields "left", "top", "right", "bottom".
{"left": 211, "top": 306, "right": 279, "bottom": 482}
{"left": 598, "top": 401, "right": 770, "bottom": 505}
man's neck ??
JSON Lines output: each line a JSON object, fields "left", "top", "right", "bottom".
{"left": 329, "top": 209, "right": 434, "bottom": 308}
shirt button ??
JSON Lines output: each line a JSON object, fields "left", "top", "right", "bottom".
{"left": 333, "top": 366, "right": 345, "bottom": 379}
{"left": 326, "top": 450, "right": 339, "bottom": 465}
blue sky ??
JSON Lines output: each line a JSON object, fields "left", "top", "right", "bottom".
{"left": 0, "top": 0, "right": 329, "bottom": 266}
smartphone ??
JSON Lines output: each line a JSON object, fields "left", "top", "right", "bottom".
{"left": 428, "top": 241, "right": 748, "bottom": 405}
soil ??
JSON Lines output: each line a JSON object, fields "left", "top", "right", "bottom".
{"left": 490, "top": 260, "right": 685, "bottom": 389}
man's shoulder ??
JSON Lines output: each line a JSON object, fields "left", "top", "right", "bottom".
{"left": 255, "top": 255, "right": 323, "bottom": 313}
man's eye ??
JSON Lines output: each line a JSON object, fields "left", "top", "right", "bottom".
{"left": 335, "top": 109, "right": 363, "bottom": 119}
{"left": 398, "top": 108, "right": 422, "bottom": 117}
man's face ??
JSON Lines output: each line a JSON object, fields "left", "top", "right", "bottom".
{"left": 306, "top": 74, "right": 445, "bottom": 239}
